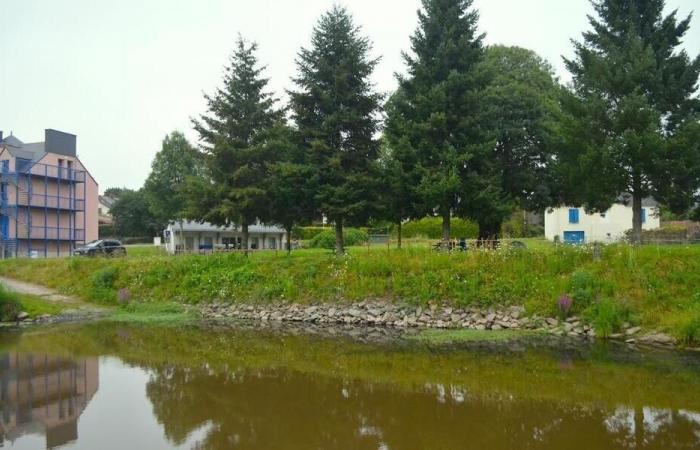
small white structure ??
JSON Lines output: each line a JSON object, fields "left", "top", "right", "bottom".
{"left": 163, "top": 221, "right": 287, "bottom": 254}
{"left": 545, "top": 197, "right": 660, "bottom": 244}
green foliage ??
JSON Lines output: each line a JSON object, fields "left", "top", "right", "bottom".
{"left": 0, "top": 285, "right": 20, "bottom": 321}
{"left": 308, "top": 229, "right": 369, "bottom": 249}
{"left": 465, "top": 45, "right": 561, "bottom": 238}
{"left": 400, "top": 217, "right": 478, "bottom": 239}
{"left": 678, "top": 309, "right": 700, "bottom": 344}
{"left": 98, "top": 224, "right": 116, "bottom": 239}
{"left": 143, "top": 131, "right": 203, "bottom": 228}
{"left": 290, "top": 6, "right": 382, "bottom": 253}
{"left": 568, "top": 269, "right": 602, "bottom": 310}
{"left": 558, "top": 0, "right": 700, "bottom": 239}
{"left": 385, "top": 0, "right": 485, "bottom": 238}
{"left": 293, "top": 227, "right": 329, "bottom": 240}
{"left": 109, "top": 189, "right": 160, "bottom": 238}
{"left": 190, "top": 37, "right": 283, "bottom": 249}
{"left": 16, "top": 294, "right": 65, "bottom": 318}
{"left": 501, "top": 212, "right": 544, "bottom": 238}
{"left": 2, "top": 245, "right": 700, "bottom": 337}
{"left": 585, "top": 298, "right": 631, "bottom": 338}
{"left": 91, "top": 267, "right": 119, "bottom": 290}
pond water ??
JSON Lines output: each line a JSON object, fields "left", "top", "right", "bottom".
{"left": 0, "top": 322, "right": 699, "bottom": 450}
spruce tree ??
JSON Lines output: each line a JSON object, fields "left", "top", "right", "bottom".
{"left": 192, "top": 37, "right": 283, "bottom": 252}
{"left": 265, "top": 124, "right": 316, "bottom": 253}
{"left": 385, "top": 0, "right": 485, "bottom": 248}
{"left": 289, "top": 6, "right": 382, "bottom": 255}
{"left": 561, "top": 0, "right": 700, "bottom": 243}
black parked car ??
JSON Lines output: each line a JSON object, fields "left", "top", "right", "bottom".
{"left": 74, "top": 240, "right": 127, "bottom": 257}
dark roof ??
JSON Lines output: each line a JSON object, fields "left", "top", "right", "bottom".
{"left": 1, "top": 134, "right": 23, "bottom": 148}
{"left": 99, "top": 196, "right": 116, "bottom": 208}
{"left": 617, "top": 193, "right": 658, "bottom": 207}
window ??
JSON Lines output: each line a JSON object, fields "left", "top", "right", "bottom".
{"left": 568, "top": 208, "right": 580, "bottom": 224}
{"left": 16, "top": 158, "right": 32, "bottom": 172}
{"left": 641, "top": 208, "right": 647, "bottom": 224}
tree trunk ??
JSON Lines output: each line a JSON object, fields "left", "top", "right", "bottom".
{"left": 334, "top": 218, "right": 344, "bottom": 256}
{"left": 397, "top": 221, "right": 402, "bottom": 249}
{"left": 242, "top": 223, "right": 249, "bottom": 256}
{"left": 286, "top": 227, "right": 292, "bottom": 254}
{"left": 441, "top": 208, "right": 451, "bottom": 251}
{"left": 478, "top": 221, "right": 501, "bottom": 248}
{"left": 631, "top": 191, "right": 643, "bottom": 245}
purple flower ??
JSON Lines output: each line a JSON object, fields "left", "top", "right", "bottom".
{"left": 558, "top": 294, "right": 572, "bottom": 318}
{"left": 117, "top": 288, "right": 131, "bottom": 305}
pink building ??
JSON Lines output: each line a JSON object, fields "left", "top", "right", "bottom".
{"left": 0, "top": 129, "right": 98, "bottom": 258}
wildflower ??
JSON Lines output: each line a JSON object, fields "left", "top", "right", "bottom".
{"left": 558, "top": 294, "right": 573, "bottom": 318}
{"left": 117, "top": 288, "right": 131, "bottom": 305}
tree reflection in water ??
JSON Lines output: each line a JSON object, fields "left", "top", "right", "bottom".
{"left": 4, "top": 323, "right": 700, "bottom": 450}
{"left": 145, "top": 363, "right": 700, "bottom": 450}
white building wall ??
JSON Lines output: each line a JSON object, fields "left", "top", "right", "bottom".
{"left": 164, "top": 224, "right": 287, "bottom": 254}
{"left": 545, "top": 204, "right": 660, "bottom": 243}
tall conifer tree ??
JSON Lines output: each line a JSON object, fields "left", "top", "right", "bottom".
{"left": 289, "top": 6, "right": 382, "bottom": 255}
{"left": 192, "top": 37, "right": 283, "bottom": 252}
{"left": 385, "top": 0, "right": 486, "bottom": 248}
{"left": 561, "top": 0, "right": 700, "bottom": 243}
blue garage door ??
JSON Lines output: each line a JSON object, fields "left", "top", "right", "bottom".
{"left": 563, "top": 231, "right": 585, "bottom": 245}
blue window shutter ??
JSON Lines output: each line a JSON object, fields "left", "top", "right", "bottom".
{"left": 569, "top": 208, "right": 579, "bottom": 224}
{"left": 641, "top": 208, "right": 646, "bottom": 224}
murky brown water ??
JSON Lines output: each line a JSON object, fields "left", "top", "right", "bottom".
{"left": 0, "top": 323, "right": 699, "bottom": 449}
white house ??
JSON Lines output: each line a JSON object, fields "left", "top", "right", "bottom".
{"left": 545, "top": 197, "right": 660, "bottom": 244}
{"left": 164, "top": 221, "right": 287, "bottom": 254}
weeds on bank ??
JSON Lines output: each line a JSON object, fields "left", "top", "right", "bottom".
{"left": 0, "top": 244, "right": 699, "bottom": 337}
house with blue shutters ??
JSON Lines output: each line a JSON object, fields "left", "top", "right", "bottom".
{"left": 544, "top": 196, "right": 660, "bottom": 244}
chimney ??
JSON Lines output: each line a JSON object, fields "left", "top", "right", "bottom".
{"left": 44, "top": 129, "right": 77, "bottom": 157}
{"left": 0, "top": 131, "right": 3, "bottom": 142}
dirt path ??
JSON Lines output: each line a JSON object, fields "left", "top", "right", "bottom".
{"left": 0, "top": 276, "right": 106, "bottom": 313}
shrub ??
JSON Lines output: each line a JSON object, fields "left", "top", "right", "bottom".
{"left": 91, "top": 266, "right": 119, "bottom": 289}
{"left": 0, "top": 286, "right": 21, "bottom": 321}
{"left": 678, "top": 307, "right": 700, "bottom": 344}
{"left": 308, "top": 229, "right": 369, "bottom": 249}
{"left": 568, "top": 269, "right": 600, "bottom": 310}
{"left": 586, "top": 298, "right": 630, "bottom": 338}
{"left": 400, "top": 217, "right": 478, "bottom": 239}
{"left": 292, "top": 227, "right": 328, "bottom": 240}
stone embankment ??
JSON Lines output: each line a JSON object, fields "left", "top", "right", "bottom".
{"left": 200, "top": 301, "right": 679, "bottom": 347}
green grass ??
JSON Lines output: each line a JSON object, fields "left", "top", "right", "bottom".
{"left": 17, "top": 294, "right": 68, "bottom": 318}
{"left": 108, "top": 301, "right": 194, "bottom": 324}
{"left": 410, "top": 328, "right": 539, "bottom": 344}
{"left": 0, "top": 243, "right": 699, "bottom": 339}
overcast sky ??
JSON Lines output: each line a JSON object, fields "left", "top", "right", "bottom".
{"left": 1, "top": 0, "right": 698, "bottom": 192}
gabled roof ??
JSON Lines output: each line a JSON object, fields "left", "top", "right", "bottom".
{"left": 1, "top": 134, "right": 23, "bottom": 148}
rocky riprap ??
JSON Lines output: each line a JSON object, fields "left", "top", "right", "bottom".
{"left": 199, "top": 301, "right": 678, "bottom": 347}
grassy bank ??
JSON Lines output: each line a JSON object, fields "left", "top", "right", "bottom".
{"left": 0, "top": 244, "right": 699, "bottom": 340}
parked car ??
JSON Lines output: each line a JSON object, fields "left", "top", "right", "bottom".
{"left": 74, "top": 240, "right": 127, "bottom": 257}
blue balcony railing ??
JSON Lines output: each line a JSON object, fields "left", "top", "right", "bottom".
{"left": 1, "top": 160, "right": 86, "bottom": 183}
{"left": 18, "top": 194, "right": 85, "bottom": 211}
{"left": 17, "top": 225, "right": 85, "bottom": 241}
